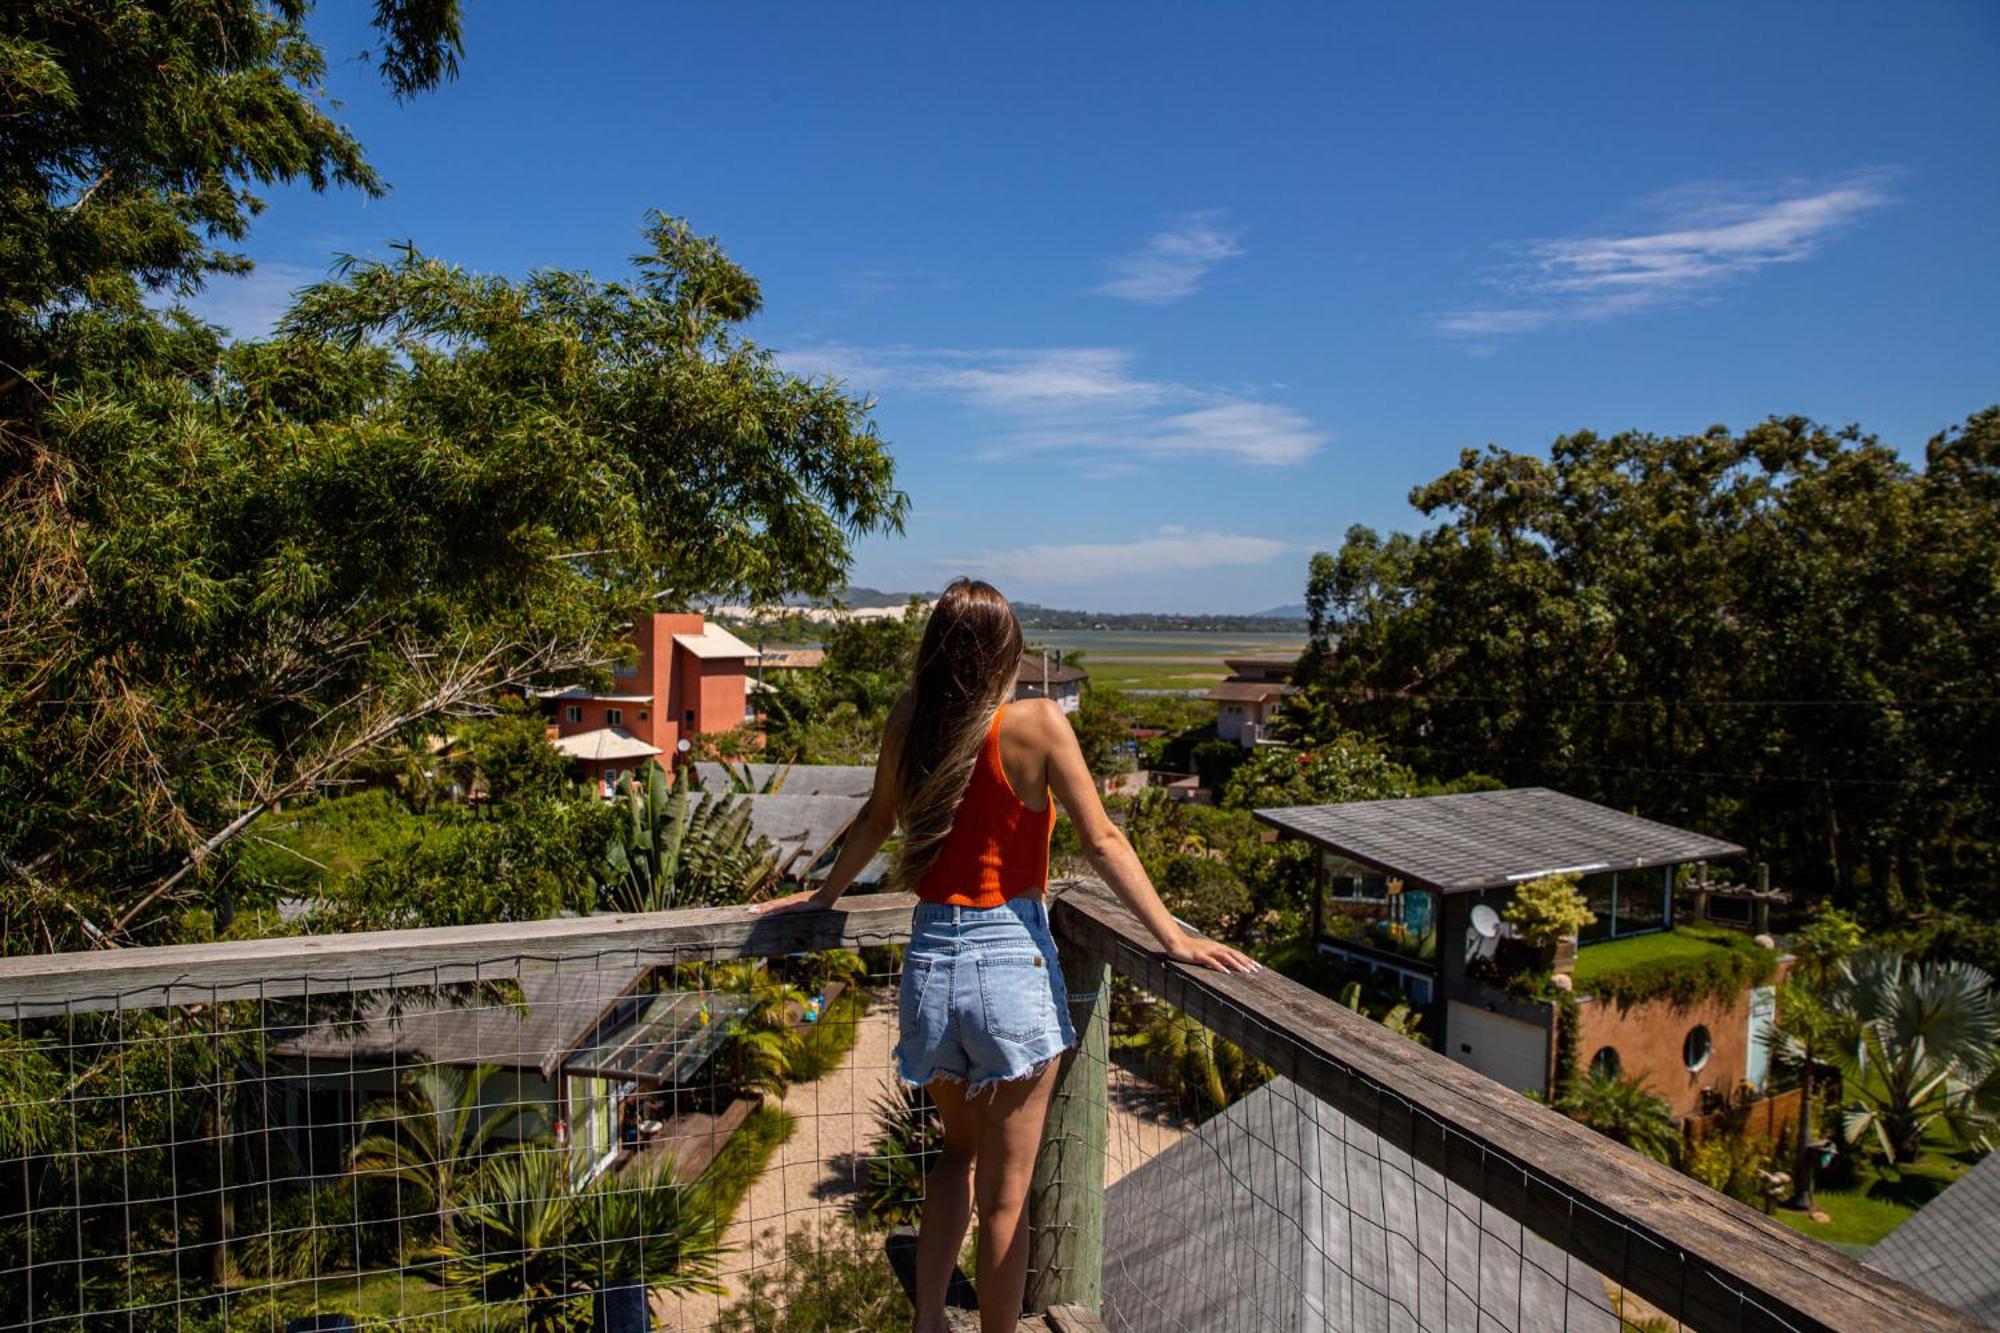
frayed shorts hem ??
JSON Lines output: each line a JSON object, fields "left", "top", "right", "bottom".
{"left": 895, "top": 1037, "right": 1074, "bottom": 1102}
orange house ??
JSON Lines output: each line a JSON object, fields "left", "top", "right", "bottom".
{"left": 546, "top": 613, "right": 758, "bottom": 794}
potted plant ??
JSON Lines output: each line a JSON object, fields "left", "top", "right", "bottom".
{"left": 1502, "top": 873, "right": 1596, "bottom": 978}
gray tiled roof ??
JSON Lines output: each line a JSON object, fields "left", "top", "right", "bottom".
{"left": 1867, "top": 1151, "right": 2000, "bottom": 1326}
{"left": 1102, "top": 1075, "right": 1619, "bottom": 1331}
{"left": 1253, "top": 787, "right": 1743, "bottom": 894}
{"left": 688, "top": 762, "right": 876, "bottom": 798}
{"left": 273, "top": 969, "right": 645, "bottom": 1073}
{"left": 742, "top": 792, "right": 868, "bottom": 875}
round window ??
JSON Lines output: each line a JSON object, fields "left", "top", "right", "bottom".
{"left": 1683, "top": 1025, "right": 1712, "bottom": 1072}
{"left": 1589, "top": 1046, "right": 1622, "bottom": 1080}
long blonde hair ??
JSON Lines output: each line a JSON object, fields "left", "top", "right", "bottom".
{"left": 887, "top": 578, "right": 1024, "bottom": 894}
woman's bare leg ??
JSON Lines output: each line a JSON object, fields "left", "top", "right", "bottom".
{"left": 972, "top": 1058, "right": 1062, "bottom": 1333}
{"left": 912, "top": 1077, "right": 978, "bottom": 1332}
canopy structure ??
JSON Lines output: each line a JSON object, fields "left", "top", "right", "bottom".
{"left": 564, "top": 989, "right": 753, "bottom": 1088}
{"left": 1255, "top": 787, "right": 1743, "bottom": 895}
{"left": 552, "top": 726, "right": 661, "bottom": 764}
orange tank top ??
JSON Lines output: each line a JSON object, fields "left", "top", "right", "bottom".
{"left": 915, "top": 702, "right": 1056, "bottom": 907}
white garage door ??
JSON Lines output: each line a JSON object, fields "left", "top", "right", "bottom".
{"left": 1447, "top": 1002, "right": 1550, "bottom": 1097}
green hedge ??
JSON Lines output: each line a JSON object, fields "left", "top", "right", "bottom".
{"left": 1573, "top": 926, "right": 1778, "bottom": 1012}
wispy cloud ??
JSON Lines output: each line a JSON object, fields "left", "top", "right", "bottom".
{"left": 778, "top": 344, "right": 1328, "bottom": 468}
{"left": 1093, "top": 211, "right": 1244, "bottom": 305}
{"left": 1435, "top": 171, "right": 1898, "bottom": 340}
{"left": 175, "top": 260, "right": 324, "bottom": 340}
{"left": 948, "top": 527, "right": 1290, "bottom": 586}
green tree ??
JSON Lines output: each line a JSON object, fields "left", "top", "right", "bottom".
{"left": 1559, "top": 1068, "right": 1682, "bottom": 1165}
{"left": 350, "top": 1063, "right": 529, "bottom": 1247}
{"left": 1290, "top": 413, "right": 2000, "bottom": 918}
{"left": 2, "top": 9, "right": 904, "bottom": 951}
{"left": 1761, "top": 905, "right": 1863, "bottom": 1208}
{"left": 1071, "top": 683, "right": 1134, "bottom": 774}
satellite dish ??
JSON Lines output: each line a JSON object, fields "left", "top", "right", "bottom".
{"left": 1470, "top": 904, "right": 1501, "bottom": 939}
{"left": 676, "top": 739, "right": 692, "bottom": 753}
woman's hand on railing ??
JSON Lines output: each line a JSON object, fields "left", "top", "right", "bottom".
{"left": 1163, "top": 932, "right": 1262, "bottom": 975}
{"left": 745, "top": 888, "right": 829, "bottom": 915}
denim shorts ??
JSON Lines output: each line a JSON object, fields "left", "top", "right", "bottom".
{"left": 894, "top": 895, "right": 1078, "bottom": 1099}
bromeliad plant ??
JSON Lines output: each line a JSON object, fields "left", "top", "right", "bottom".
{"left": 594, "top": 761, "right": 775, "bottom": 912}
{"left": 862, "top": 1082, "right": 945, "bottom": 1226}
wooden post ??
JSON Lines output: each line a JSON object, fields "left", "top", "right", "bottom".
{"left": 1026, "top": 952, "right": 1110, "bottom": 1315}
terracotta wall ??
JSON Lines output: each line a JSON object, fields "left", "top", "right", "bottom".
{"left": 1573, "top": 987, "right": 1754, "bottom": 1121}
{"left": 692, "top": 657, "right": 748, "bottom": 736}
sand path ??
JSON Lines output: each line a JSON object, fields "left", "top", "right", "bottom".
{"left": 655, "top": 991, "right": 1188, "bottom": 1329}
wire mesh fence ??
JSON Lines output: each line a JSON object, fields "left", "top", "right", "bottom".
{"left": 0, "top": 893, "right": 1960, "bottom": 1332}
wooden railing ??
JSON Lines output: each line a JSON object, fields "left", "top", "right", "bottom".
{"left": 0, "top": 880, "right": 1977, "bottom": 1332}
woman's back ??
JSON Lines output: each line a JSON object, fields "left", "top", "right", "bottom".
{"left": 914, "top": 700, "right": 1055, "bottom": 907}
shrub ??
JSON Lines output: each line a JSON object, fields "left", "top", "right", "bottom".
{"left": 716, "top": 1218, "right": 911, "bottom": 1331}
{"left": 1502, "top": 873, "right": 1595, "bottom": 950}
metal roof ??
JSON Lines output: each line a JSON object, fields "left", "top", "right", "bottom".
{"left": 274, "top": 970, "right": 646, "bottom": 1074}
{"left": 1867, "top": 1150, "right": 2000, "bottom": 1325}
{"left": 1102, "top": 1075, "right": 1620, "bottom": 1330}
{"left": 1254, "top": 787, "right": 1744, "bottom": 894}
{"left": 672, "top": 624, "right": 759, "bottom": 659}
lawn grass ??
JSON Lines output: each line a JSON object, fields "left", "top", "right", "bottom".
{"left": 1080, "top": 658, "right": 1229, "bottom": 691}
{"left": 1569, "top": 926, "right": 1775, "bottom": 1010}
{"left": 1774, "top": 1145, "right": 1977, "bottom": 1249}
{"left": 1571, "top": 930, "right": 1737, "bottom": 988}
{"left": 788, "top": 986, "right": 870, "bottom": 1083}
{"left": 695, "top": 1104, "right": 796, "bottom": 1228}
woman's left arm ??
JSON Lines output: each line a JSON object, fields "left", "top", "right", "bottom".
{"left": 747, "top": 696, "right": 907, "bottom": 914}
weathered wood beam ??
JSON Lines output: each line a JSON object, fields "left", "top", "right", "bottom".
{"left": 0, "top": 893, "right": 920, "bottom": 1017}
{"left": 1046, "top": 877, "right": 1975, "bottom": 1333}
{"left": 1025, "top": 954, "right": 1109, "bottom": 1315}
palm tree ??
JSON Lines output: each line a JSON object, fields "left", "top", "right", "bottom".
{"left": 1559, "top": 1068, "right": 1681, "bottom": 1165}
{"left": 593, "top": 760, "right": 774, "bottom": 912}
{"left": 441, "top": 1146, "right": 724, "bottom": 1329}
{"left": 1758, "top": 906, "right": 1861, "bottom": 1208}
{"left": 350, "top": 1063, "right": 527, "bottom": 1246}
{"left": 1827, "top": 950, "right": 2000, "bottom": 1163}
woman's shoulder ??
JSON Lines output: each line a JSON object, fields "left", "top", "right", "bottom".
{"left": 1002, "top": 695, "right": 1068, "bottom": 743}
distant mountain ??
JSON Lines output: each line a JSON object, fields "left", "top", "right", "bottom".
{"left": 780, "top": 586, "right": 934, "bottom": 609}
{"left": 1253, "top": 603, "right": 1309, "bottom": 620}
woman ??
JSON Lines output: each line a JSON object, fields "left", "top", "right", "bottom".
{"left": 752, "top": 578, "right": 1258, "bottom": 1333}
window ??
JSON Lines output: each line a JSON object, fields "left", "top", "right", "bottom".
{"left": 1614, "top": 867, "right": 1668, "bottom": 936}
{"left": 684, "top": 709, "right": 694, "bottom": 726}
{"left": 1683, "top": 1025, "right": 1712, "bottom": 1072}
{"left": 605, "top": 708, "right": 622, "bottom": 726}
{"left": 564, "top": 705, "right": 582, "bottom": 724}
{"left": 1577, "top": 872, "right": 1616, "bottom": 944}
{"left": 1589, "top": 1046, "right": 1623, "bottom": 1080}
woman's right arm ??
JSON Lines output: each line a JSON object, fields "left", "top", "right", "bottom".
{"left": 1036, "top": 700, "right": 1259, "bottom": 976}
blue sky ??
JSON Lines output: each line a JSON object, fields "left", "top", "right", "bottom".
{"left": 200, "top": 1, "right": 2000, "bottom": 613}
